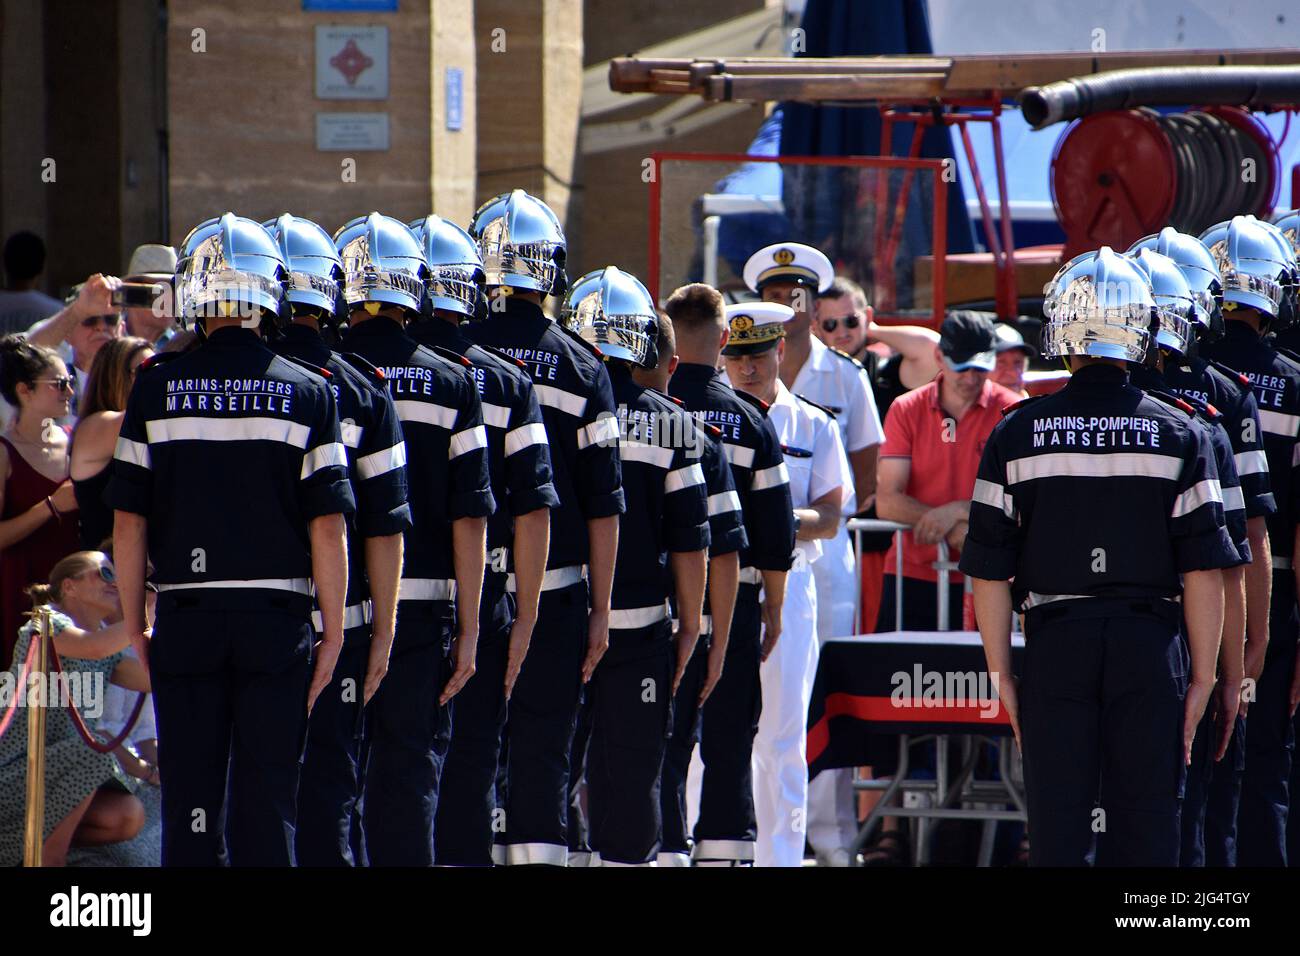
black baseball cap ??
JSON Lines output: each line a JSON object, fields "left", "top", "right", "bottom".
{"left": 939, "top": 310, "right": 996, "bottom": 372}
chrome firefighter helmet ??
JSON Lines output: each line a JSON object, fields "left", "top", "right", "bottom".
{"left": 469, "top": 189, "right": 567, "bottom": 296}
{"left": 1127, "top": 226, "right": 1223, "bottom": 340}
{"left": 408, "top": 215, "right": 486, "bottom": 319}
{"left": 1126, "top": 249, "right": 1196, "bottom": 358}
{"left": 563, "top": 266, "right": 658, "bottom": 367}
{"left": 1041, "top": 246, "right": 1157, "bottom": 363}
{"left": 1198, "top": 216, "right": 1294, "bottom": 324}
{"left": 174, "top": 213, "right": 288, "bottom": 328}
{"left": 262, "top": 214, "right": 345, "bottom": 320}
{"left": 333, "top": 212, "right": 429, "bottom": 316}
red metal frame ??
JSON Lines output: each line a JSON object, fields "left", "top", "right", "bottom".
{"left": 648, "top": 151, "right": 948, "bottom": 327}
{"left": 879, "top": 95, "right": 1019, "bottom": 318}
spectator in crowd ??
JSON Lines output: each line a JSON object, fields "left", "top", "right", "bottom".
{"left": 121, "top": 244, "right": 178, "bottom": 347}
{"left": 992, "top": 323, "right": 1034, "bottom": 398}
{"left": 0, "top": 551, "right": 150, "bottom": 866}
{"left": 70, "top": 337, "right": 154, "bottom": 550}
{"left": 25, "top": 275, "right": 124, "bottom": 417}
{"left": 813, "top": 277, "right": 870, "bottom": 360}
{"left": 0, "top": 337, "right": 81, "bottom": 667}
{"left": 875, "top": 311, "right": 1020, "bottom": 631}
{"left": 0, "top": 232, "right": 63, "bottom": 336}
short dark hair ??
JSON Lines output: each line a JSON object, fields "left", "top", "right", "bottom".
{"left": 3, "top": 231, "right": 46, "bottom": 284}
{"left": 822, "top": 276, "right": 868, "bottom": 310}
{"left": 664, "top": 283, "right": 724, "bottom": 332}
{"left": 654, "top": 311, "right": 676, "bottom": 365}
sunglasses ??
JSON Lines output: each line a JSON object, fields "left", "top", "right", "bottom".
{"left": 819, "top": 314, "right": 861, "bottom": 333}
{"left": 81, "top": 313, "right": 122, "bottom": 329}
{"left": 37, "top": 376, "right": 75, "bottom": 392}
{"left": 81, "top": 564, "right": 116, "bottom": 584}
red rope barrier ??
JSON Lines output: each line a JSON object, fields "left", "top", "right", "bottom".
{"left": 0, "top": 637, "right": 37, "bottom": 740}
{"left": 47, "top": 642, "right": 147, "bottom": 755}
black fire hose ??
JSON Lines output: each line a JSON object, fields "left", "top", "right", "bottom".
{"left": 1020, "top": 66, "right": 1300, "bottom": 130}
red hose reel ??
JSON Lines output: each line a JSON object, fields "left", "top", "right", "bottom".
{"left": 1051, "top": 106, "right": 1279, "bottom": 260}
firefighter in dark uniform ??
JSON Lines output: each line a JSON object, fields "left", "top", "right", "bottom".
{"left": 662, "top": 282, "right": 796, "bottom": 865}
{"left": 407, "top": 214, "right": 559, "bottom": 867}
{"left": 465, "top": 190, "right": 625, "bottom": 866}
{"left": 108, "top": 213, "right": 355, "bottom": 866}
{"left": 1123, "top": 248, "right": 1253, "bottom": 866}
{"left": 333, "top": 212, "right": 494, "bottom": 866}
{"left": 564, "top": 267, "right": 710, "bottom": 865}
{"left": 262, "top": 214, "right": 411, "bottom": 866}
{"left": 1130, "top": 226, "right": 1276, "bottom": 865}
{"left": 627, "top": 310, "right": 748, "bottom": 866}
{"left": 961, "top": 247, "right": 1240, "bottom": 866}
{"left": 1199, "top": 215, "right": 1300, "bottom": 866}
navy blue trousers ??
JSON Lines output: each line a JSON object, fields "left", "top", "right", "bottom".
{"left": 150, "top": 599, "right": 313, "bottom": 867}
{"left": 500, "top": 580, "right": 588, "bottom": 864}
{"left": 435, "top": 590, "right": 512, "bottom": 866}
{"left": 586, "top": 619, "right": 674, "bottom": 865}
{"left": 1237, "top": 579, "right": 1298, "bottom": 867}
{"left": 362, "top": 601, "right": 453, "bottom": 866}
{"left": 1021, "top": 604, "right": 1187, "bottom": 867}
{"left": 295, "top": 638, "right": 369, "bottom": 866}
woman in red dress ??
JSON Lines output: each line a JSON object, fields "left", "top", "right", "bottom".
{"left": 0, "top": 336, "right": 81, "bottom": 666}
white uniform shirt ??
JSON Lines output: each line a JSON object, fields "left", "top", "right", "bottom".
{"left": 767, "top": 380, "right": 852, "bottom": 567}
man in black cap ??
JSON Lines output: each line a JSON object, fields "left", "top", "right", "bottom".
{"left": 992, "top": 323, "right": 1035, "bottom": 398}
{"left": 875, "top": 311, "right": 1022, "bottom": 632}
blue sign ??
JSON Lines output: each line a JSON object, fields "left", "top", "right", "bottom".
{"left": 446, "top": 67, "right": 463, "bottom": 132}
{"left": 303, "top": 1, "right": 397, "bottom": 11}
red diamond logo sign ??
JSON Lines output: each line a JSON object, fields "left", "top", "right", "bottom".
{"left": 330, "top": 38, "right": 374, "bottom": 87}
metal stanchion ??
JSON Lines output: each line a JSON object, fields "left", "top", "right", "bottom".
{"left": 23, "top": 606, "right": 52, "bottom": 867}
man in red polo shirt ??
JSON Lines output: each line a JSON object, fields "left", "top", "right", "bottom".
{"left": 876, "top": 311, "right": 1019, "bottom": 631}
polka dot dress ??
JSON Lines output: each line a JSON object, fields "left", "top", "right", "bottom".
{"left": 0, "top": 612, "right": 129, "bottom": 866}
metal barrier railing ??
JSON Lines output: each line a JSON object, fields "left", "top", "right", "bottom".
{"left": 22, "top": 606, "right": 52, "bottom": 867}
{"left": 846, "top": 517, "right": 960, "bottom": 632}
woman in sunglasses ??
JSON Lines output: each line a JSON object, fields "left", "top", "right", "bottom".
{"left": 0, "top": 335, "right": 82, "bottom": 668}
{"left": 0, "top": 551, "right": 151, "bottom": 866}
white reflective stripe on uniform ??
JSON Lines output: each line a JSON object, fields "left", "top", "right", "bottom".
{"left": 301, "top": 441, "right": 348, "bottom": 479}
{"left": 738, "top": 566, "right": 762, "bottom": 585}
{"left": 1259, "top": 409, "right": 1300, "bottom": 438}
{"left": 449, "top": 425, "right": 488, "bottom": 459}
{"left": 339, "top": 421, "right": 363, "bottom": 448}
{"left": 1235, "top": 449, "right": 1269, "bottom": 475}
{"left": 394, "top": 400, "right": 456, "bottom": 429}
{"left": 357, "top": 441, "right": 407, "bottom": 480}
{"left": 665, "top": 463, "right": 705, "bottom": 494}
{"left": 1222, "top": 485, "right": 1245, "bottom": 512}
{"left": 692, "top": 839, "right": 756, "bottom": 862}
{"left": 312, "top": 602, "right": 373, "bottom": 632}
{"left": 724, "top": 443, "right": 756, "bottom": 469}
{"left": 1021, "top": 592, "right": 1092, "bottom": 609}
{"left": 1273, "top": 555, "right": 1292, "bottom": 570}
{"left": 506, "top": 563, "right": 585, "bottom": 593}
{"left": 157, "top": 577, "right": 312, "bottom": 594}
{"left": 609, "top": 602, "right": 671, "bottom": 630}
{"left": 751, "top": 461, "right": 790, "bottom": 491}
{"left": 505, "top": 422, "right": 548, "bottom": 457}
{"left": 972, "top": 478, "right": 1013, "bottom": 517}
{"left": 670, "top": 614, "right": 713, "bottom": 635}
{"left": 619, "top": 439, "right": 674, "bottom": 468}
{"left": 1294, "top": 442, "right": 1300, "bottom": 467}
{"left": 656, "top": 852, "right": 691, "bottom": 867}
{"left": 534, "top": 384, "right": 588, "bottom": 418}
{"left": 1005, "top": 451, "right": 1182, "bottom": 483}
{"left": 595, "top": 856, "right": 653, "bottom": 867}
{"left": 399, "top": 577, "right": 457, "bottom": 601}
{"left": 114, "top": 436, "right": 152, "bottom": 470}
{"left": 490, "top": 844, "right": 507, "bottom": 866}
{"left": 577, "top": 415, "right": 619, "bottom": 450}
{"left": 708, "top": 490, "right": 742, "bottom": 516}
{"left": 480, "top": 402, "right": 510, "bottom": 429}
{"left": 146, "top": 416, "right": 311, "bottom": 447}
{"left": 505, "top": 843, "right": 569, "bottom": 866}
{"left": 1171, "top": 479, "right": 1223, "bottom": 518}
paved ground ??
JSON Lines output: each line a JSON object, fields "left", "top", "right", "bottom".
{"left": 67, "top": 784, "right": 162, "bottom": 867}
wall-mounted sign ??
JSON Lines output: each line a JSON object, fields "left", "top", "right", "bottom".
{"left": 316, "top": 113, "right": 390, "bottom": 151}
{"left": 315, "top": 25, "right": 388, "bottom": 100}
{"left": 304, "top": 1, "right": 397, "bottom": 11}
{"left": 446, "top": 67, "right": 463, "bottom": 131}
